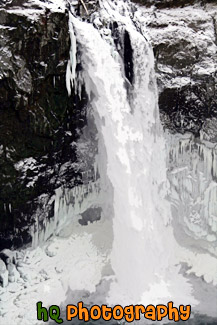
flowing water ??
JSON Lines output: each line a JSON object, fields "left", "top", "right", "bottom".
{"left": 1, "top": 1, "right": 217, "bottom": 324}
{"left": 66, "top": 0, "right": 201, "bottom": 307}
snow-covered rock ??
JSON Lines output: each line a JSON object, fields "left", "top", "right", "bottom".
{"left": 0, "top": 260, "right": 8, "bottom": 288}
{"left": 137, "top": 2, "right": 217, "bottom": 134}
{"left": 0, "top": 0, "right": 88, "bottom": 249}
{"left": 0, "top": 259, "right": 6, "bottom": 273}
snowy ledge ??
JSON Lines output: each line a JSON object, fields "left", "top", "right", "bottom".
{"left": 3, "top": 0, "right": 67, "bottom": 21}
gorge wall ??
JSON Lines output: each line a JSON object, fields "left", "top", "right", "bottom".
{"left": 0, "top": 0, "right": 89, "bottom": 249}
{"left": 138, "top": 0, "right": 217, "bottom": 136}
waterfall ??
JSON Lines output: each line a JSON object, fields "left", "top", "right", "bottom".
{"left": 28, "top": 0, "right": 217, "bottom": 311}
{"left": 2, "top": 2, "right": 217, "bottom": 324}
{"left": 67, "top": 0, "right": 197, "bottom": 306}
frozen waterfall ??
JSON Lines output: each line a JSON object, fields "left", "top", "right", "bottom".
{"left": 2, "top": 2, "right": 217, "bottom": 324}
{"left": 29, "top": 0, "right": 217, "bottom": 315}
{"left": 66, "top": 0, "right": 200, "bottom": 306}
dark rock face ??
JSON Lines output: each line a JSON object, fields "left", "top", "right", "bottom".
{"left": 0, "top": 3, "right": 88, "bottom": 249}
{"left": 159, "top": 81, "right": 216, "bottom": 135}
{"left": 124, "top": 30, "right": 134, "bottom": 85}
{"left": 110, "top": 22, "right": 134, "bottom": 85}
{"left": 138, "top": 1, "right": 217, "bottom": 135}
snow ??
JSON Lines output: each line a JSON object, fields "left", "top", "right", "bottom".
{"left": 0, "top": 221, "right": 107, "bottom": 325}
{"left": 14, "top": 157, "right": 46, "bottom": 188}
{"left": 30, "top": 0, "right": 66, "bottom": 13}
{"left": 137, "top": 4, "right": 217, "bottom": 90}
{"left": 6, "top": 0, "right": 66, "bottom": 21}
{"left": 14, "top": 157, "right": 37, "bottom": 172}
{"left": 1, "top": 1, "right": 217, "bottom": 324}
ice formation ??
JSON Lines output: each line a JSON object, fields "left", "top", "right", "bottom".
{"left": 66, "top": 13, "right": 77, "bottom": 96}
{"left": 167, "top": 133, "right": 217, "bottom": 256}
{"left": 1, "top": 1, "right": 217, "bottom": 324}
{"left": 66, "top": 0, "right": 212, "bottom": 307}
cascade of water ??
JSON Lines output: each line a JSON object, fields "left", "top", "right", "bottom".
{"left": 29, "top": 1, "right": 217, "bottom": 310}
{"left": 67, "top": 0, "right": 196, "bottom": 305}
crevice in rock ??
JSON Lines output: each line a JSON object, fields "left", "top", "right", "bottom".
{"left": 123, "top": 30, "right": 134, "bottom": 85}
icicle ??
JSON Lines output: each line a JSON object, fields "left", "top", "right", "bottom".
{"left": 66, "top": 13, "right": 77, "bottom": 96}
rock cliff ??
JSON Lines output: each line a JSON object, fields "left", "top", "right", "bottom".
{"left": 134, "top": 0, "right": 217, "bottom": 135}
{"left": 0, "top": 0, "right": 89, "bottom": 249}
{"left": 0, "top": 0, "right": 216, "bottom": 250}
